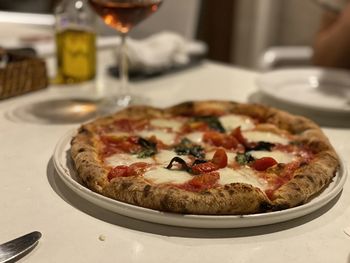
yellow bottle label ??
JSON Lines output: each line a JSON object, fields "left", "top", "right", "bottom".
{"left": 55, "top": 28, "right": 96, "bottom": 84}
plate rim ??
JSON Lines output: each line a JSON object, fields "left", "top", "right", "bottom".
{"left": 53, "top": 129, "right": 348, "bottom": 228}
{"left": 256, "top": 67, "right": 350, "bottom": 114}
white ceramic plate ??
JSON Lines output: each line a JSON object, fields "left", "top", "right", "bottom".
{"left": 53, "top": 130, "right": 347, "bottom": 228}
{"left": 256, "top": 68, "right": 350, "bottom": 114}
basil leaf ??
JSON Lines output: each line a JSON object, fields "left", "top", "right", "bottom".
{"left": 235, "top": 152, "right": 255, "bottom": 165}
{"left": 166, "top": 157, "right": 191, "bottom": 172}
{"left": 137, "top": 148, "right": 157, "bottom": 158}
{"left": 248, "top": 141, "right": 275, "bottom": 151}
{"left": 174, "top": 138, "right": 205, "bottom": 159}
{"left": 138, "top": 137, "right": 156, "bottom": 149}
{"left": 193, "top": 116, "right": 226, "bottom": 133}
{"left": 166, "top": 157, "right": 208, "bottom": 175}
{"left": 137, "top": 137, "right": 157, "bottom": 158}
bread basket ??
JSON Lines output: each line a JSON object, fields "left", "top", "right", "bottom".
{"left": 0, "top": 48, "right": 48, "bottom": 100}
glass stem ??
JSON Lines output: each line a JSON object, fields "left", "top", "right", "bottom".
{"left": 119, "top": 33, "right": 130, "bottom": 101}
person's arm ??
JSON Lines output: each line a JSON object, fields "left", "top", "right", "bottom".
{"left": 312, "top": 4, "right": 350, "bottom": 68}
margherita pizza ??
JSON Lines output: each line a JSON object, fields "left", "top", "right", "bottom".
{"left": 70, "top": 101, "right": 340, "bottom": 215}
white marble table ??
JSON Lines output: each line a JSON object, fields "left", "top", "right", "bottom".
{"left": 0, "top": 54, "right": 349, "bottom": 263}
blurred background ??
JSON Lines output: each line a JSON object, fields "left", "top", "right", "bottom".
{"left": 0, "top": 0, "right": 323, "bottom": 70}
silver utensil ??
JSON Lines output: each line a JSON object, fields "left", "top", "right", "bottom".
{"left": 0, "top": 231, "right": 42, "bottom": 263}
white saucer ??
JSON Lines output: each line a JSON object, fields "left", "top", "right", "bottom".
{"left": 256, "top": 68, "right": 350, "bottom": 114}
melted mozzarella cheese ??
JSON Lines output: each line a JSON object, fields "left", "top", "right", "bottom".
{"left": 218, "top": 167, "right": 267, "bottom": 190}
{"left": 150, "top": 118, "right": 183, "bottom": 132}
{"left": 145, "top": 166, "right": 268, "bottom": 189}
{"left": 144, "top": 167, "right": 193, "bottom": 184}
{"left": 105, "top": 150, "right": 189, "bottom": 168}
{"left": 138, "top": 130, "right": 176, "bottom": 145}
{"left": 219, "top": 114, "right": 255, "bottom": 131}
{"left": 184, "top": 132, "right": 204, "bottom": 144}
{"left": 105, "top": 153, "right": 154, "bottom": 167}
{"left": 249, "top": 150, "right": 295, "bottom": 164}
{"left": 242, "top": 131, "right": 289, "bottom": 145}
{"left": 155, "top": 150, "right": 190, "bottom": 165}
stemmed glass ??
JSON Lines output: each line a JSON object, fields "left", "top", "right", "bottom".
{"left": 89, "top": 0, "right": 163, "bottom": 112}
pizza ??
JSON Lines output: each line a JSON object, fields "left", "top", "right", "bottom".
{"left": 70, "top": 100, "right": 340, "bottom": 215}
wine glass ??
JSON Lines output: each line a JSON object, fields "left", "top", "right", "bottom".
{"left": 89, "top": 0, "right": 163, "bottom": 113}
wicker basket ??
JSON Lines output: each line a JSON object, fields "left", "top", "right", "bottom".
{"left": 0, "top": 50, "right": 48, "bottom": 100}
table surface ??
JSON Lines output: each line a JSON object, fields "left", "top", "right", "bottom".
{"left": 0, "top": 46, "right": 350, "bottom": 263}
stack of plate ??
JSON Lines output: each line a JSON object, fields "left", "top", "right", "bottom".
{"left": 254, "top": 68, "right": 350, "bottom": 127}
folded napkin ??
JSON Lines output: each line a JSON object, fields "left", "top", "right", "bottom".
{"left": 116, "top": 31, "right": 207, "bottom": 72}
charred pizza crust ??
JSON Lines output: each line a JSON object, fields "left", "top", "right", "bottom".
{"left": 70, "top": 101, "right": 340, "bottom": 215}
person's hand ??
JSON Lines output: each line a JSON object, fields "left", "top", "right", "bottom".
{"left": 313, "top": 3, "right": 350, "bottom": 68}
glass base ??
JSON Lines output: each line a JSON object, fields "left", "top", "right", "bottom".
{"left": 97, "top": 94, "right": 149, "bottom": 116}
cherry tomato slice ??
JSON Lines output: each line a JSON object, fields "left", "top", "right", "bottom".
{"left": 211, "top": 148, "right": 228, "bottom": 168}
{"left": 188, "top": 172, "right": 220, "bottom": 190}
{"left": 128, "top": 162, "right": 149, "bottom": 176}
{"left": 203, "top": 131, "right": 239, "bottom": 149}
{"left": 191, "top": 162, "right": 218, "bottom": 175}
{"left": 231, "top": 127, "right": 249, "bottom": 147}
{"left": 251, "top": 157, "right": 277, "bottom": 171}
{"left": 108, "top": 162, "right": 149, "bottom": 181}
{"left": 108, "top": 165, "right": 129, "bottom": 180}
